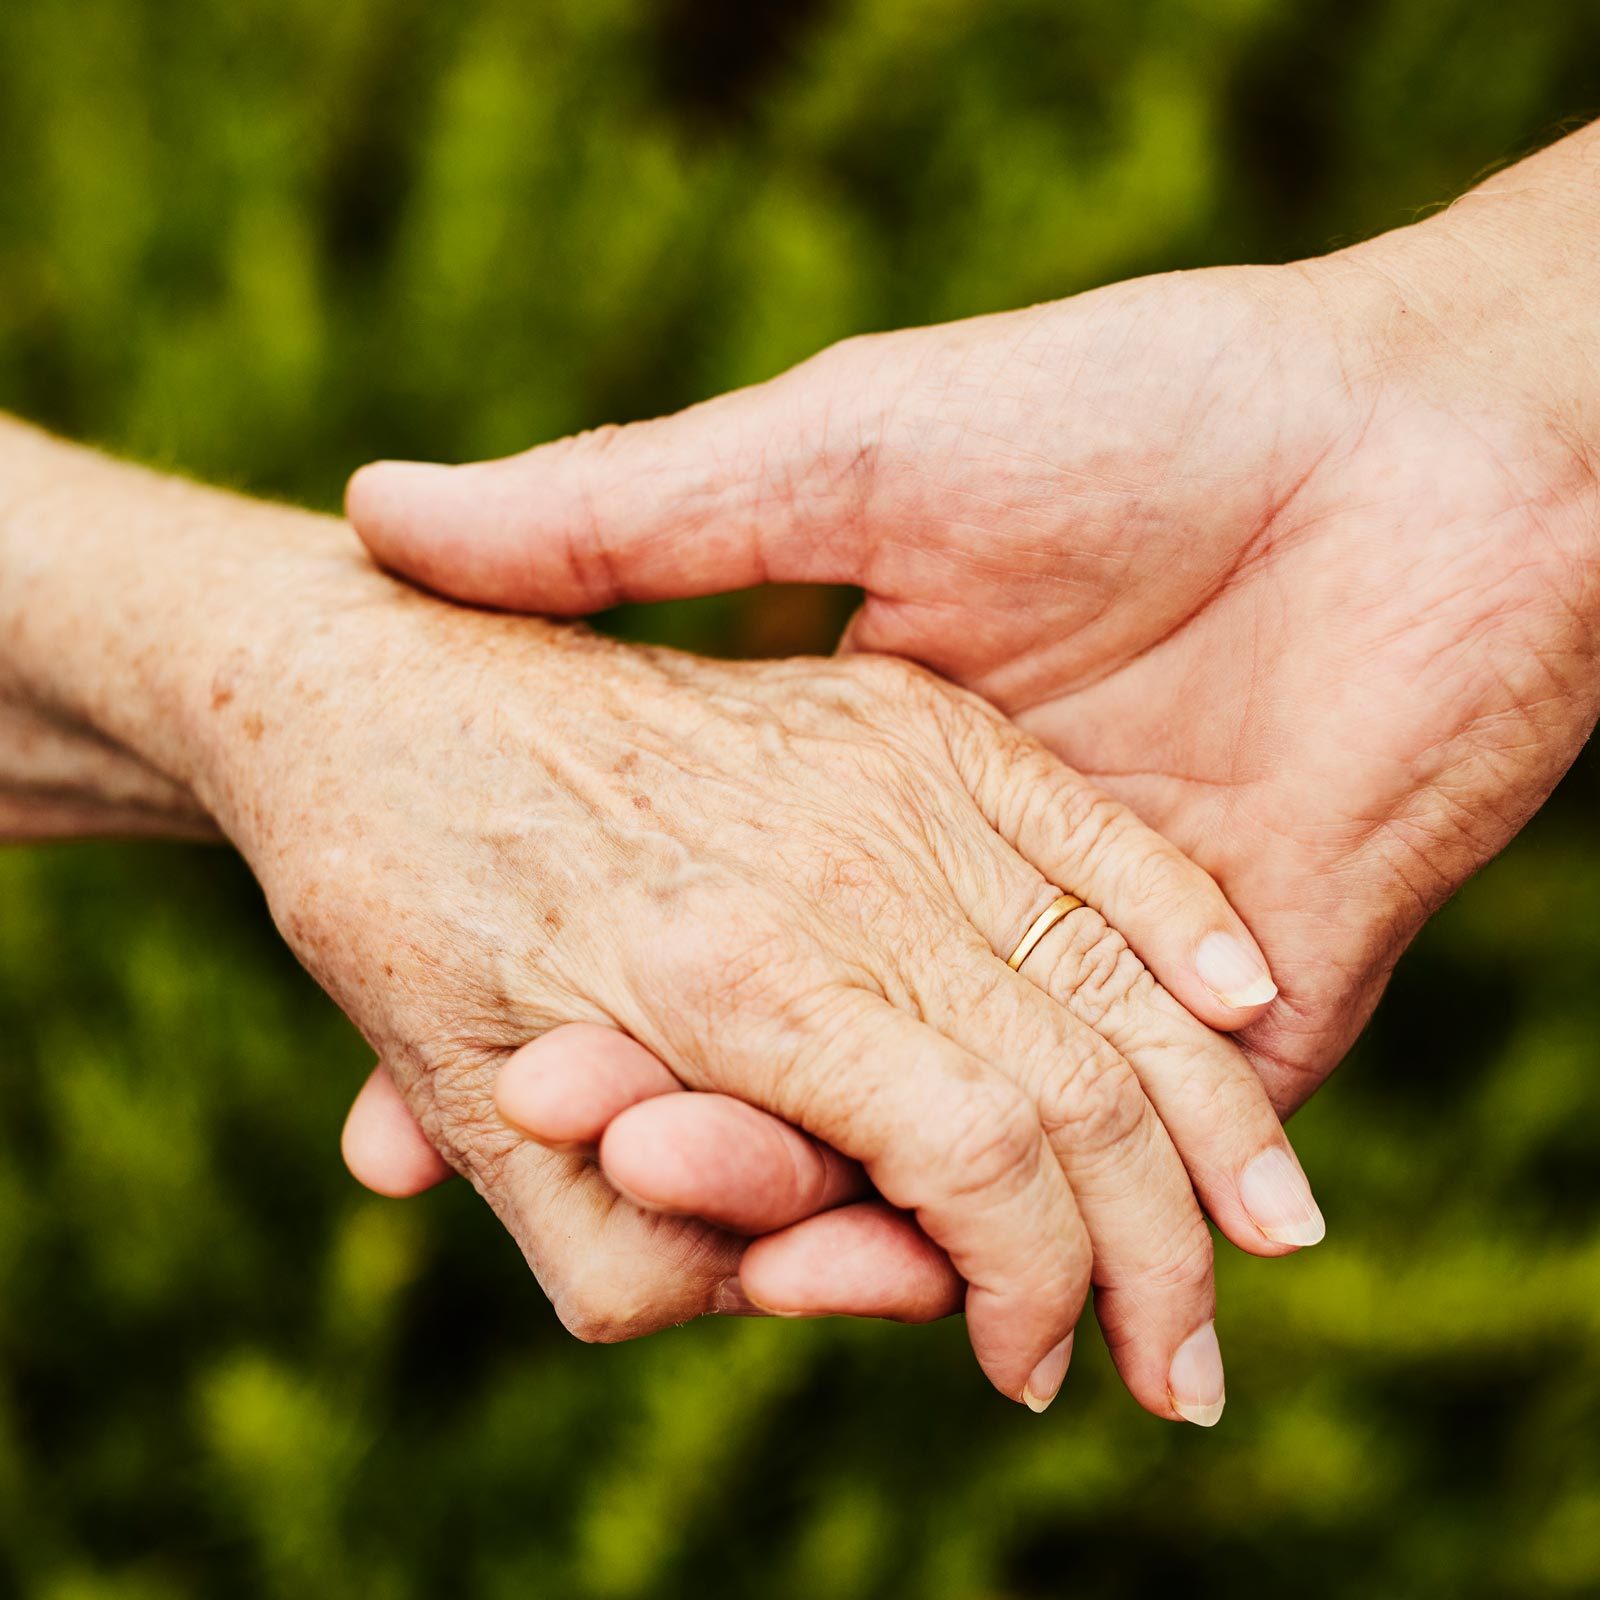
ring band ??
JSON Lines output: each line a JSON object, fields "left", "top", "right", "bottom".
{"left": 1006, "top": 892, "right": 1086, "bottom": 971}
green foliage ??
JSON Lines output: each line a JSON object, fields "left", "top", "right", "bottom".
{"left": 1, "top": 0, "right": 1598, "bottom": 1592}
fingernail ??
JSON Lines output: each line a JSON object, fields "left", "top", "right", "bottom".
{"left": 1022, "top": 1333, "right": 1074, "bottom": 1413}
{"left": 1239, "top": 1146, "right": 1326, "bottom": 1247}
{"left": 1168, "top": 1322, "right": 1226, "bottom": 1427}
{"left": 1195, "top": 932, "right": 1277, "bottom": 1009}
{"left": 737, "top": 1285, "right": 808, "bottom": 1320}
{"left": 713, "top": 1277, "right": 767, "bottom": 1316}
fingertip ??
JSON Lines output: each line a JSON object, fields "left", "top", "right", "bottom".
{"left": 1023, "top": 1332, "right": 1075, "bottom": 1413}
{"left": 343, "top": 459, "right": 385, "bottom": 524}
{"left": 712, "top": 1276, "right": 771, "bottom": 1317}
{"left": 1236, "top": 1144, "right": 1327, "bottom": 1252}
{"left": 340, "top": 1067, "right": 454, "bottom": 1198}
{"left": 345, "top": 460, "right": 431, "bottom": 535}
{"left": 962, "top": 1281, "right": 1087, "bottom": 1406}
{"left": 1167, "top": 1321, "right": 1227, "bottom": 1428}
{"left": 345, "top": 458, "right": 501, "bottom": 601}
{"left": 600, "top": 1093, "right": 865, "bottom": 1235}
{"left": 494, "top": 1050, "right": 578, "bottom": 1148}
{"left": 739, "top": 1204, "right": 963, "bottom": 1324}
{"left": 494, "top": 1025, "right": 682, "bottom": 1151}
{"left": 595, "top": 1101, "right": 709, "bottom": 1214}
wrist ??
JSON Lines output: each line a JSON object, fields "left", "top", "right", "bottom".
{"left": 1306, "top": 156, "right": 1600, "bottom": 584}
{"left": 1324, "top": 121, "right": 1600, "bottom": 430}
{"left": 0, "top": 419, "right": 398, "bottom": 839}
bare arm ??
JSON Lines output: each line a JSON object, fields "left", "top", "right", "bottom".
{"left": 0, "top": 420, "right": 226, "bottom": 837}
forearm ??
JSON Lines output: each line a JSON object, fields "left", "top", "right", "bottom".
{"left": 0, "top": 416, "right": 391, "bottom": 844}
{"left": 1445, "top": 116, "right": 1600, "bottom": 296}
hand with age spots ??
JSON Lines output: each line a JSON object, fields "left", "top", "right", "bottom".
{"left": 284, "top": 616, "right": 1325, "bottom": 1424}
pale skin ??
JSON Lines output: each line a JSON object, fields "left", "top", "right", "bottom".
{"left": 343, "top": 123, "right": 1600, "bottom": 1319}
{"left": 0, "top": 419, "right": 1324, "bottom": 1423}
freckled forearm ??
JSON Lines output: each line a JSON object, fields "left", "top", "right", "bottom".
{"left": 0, "top": 416, "right": 386, "bottom": 839}
{"left": 0, "top": 417, "right": 599, "bottom": 853}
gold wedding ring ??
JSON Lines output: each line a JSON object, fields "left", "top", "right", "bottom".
{"left": 1006, "top": 892, "right": 1086, "bottom": 971}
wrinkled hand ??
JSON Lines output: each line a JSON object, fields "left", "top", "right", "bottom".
{"left": 344, "top": 189, "right": 1600, "bottom": 1115}
{"left": 222, "top": 584, "right": 1316, "bottom": 1418}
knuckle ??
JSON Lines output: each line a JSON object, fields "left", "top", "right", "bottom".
{"left": 813, "top": 330, "right": 873, "bottom": 367}
{"left": 1124, "top": 839, "right": 1208, "bottom": 920}
{"left": 834, "top": 650, "right": 939, "bottom": 711}
{"left": 1033, "top": 1047, "right": 1149, "bottom": 1157}
{"left": 784, "top": 332, "right": 899, "bottom": 518}
{"left": 944, "top": 693, "right": 1037, "bottom": 792}
{"left": 1184, "top": 1059, "right": 1242, "bottom": 1122}
{"left": 934, "top": 1082, "right": 1046, "bottom": 1205}
{"left": 1003, "top": 1228, "right": 1093, "bottom": 1325}
{"left": 648, "top": 904, "right": 800, "bottom": 1026}
{"left": 800, "top": 839, "right": 900, "bottom": 909}
{"left": 1142, "top": 1227, "right": 1216, "bottom": 1300}
{"left": 1095, "top": 1239, "right": 1215, "bottom": 1366}
{"left": 1172, "top": 1040, "right": 1264, "bottom": 1129}
{"left": 780, "top": 1011, "right": 873, "bottom": 1127}
{"left": 1056, "top": 784, "right": 1130, "bottom": 866}
{"left": 1008, "top": 768, "right": 1064, "bottom": 845}
{"left": 636, "top": 887, "right": 880, "bottom": 1110}
{"left": 553, "top": 1271, "right": 656, "bottom": 1345}
{"left": 694, "top": 930, "right": 796, "bottom": 1020}
{"left": 567, "top": 420, "right": 627, "bottom": 463}
{"left": 800, "top": 331, "right": 886, "bottom": 393}
{"left": 778, "top": 990, "right": 917, "bottom": 1141}
{"left": 542, "top": 422, "right": 633, "bottom": 601}
{"left": 1036, "top": 915, "right": 1154, "bottom": 1030}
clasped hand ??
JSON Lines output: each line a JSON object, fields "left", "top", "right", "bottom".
{"left": 231, "top": 577, "right": 1316, "bottom": 1423}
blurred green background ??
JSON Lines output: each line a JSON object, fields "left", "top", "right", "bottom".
{"left": 2, "top": 0, "right": 1599, "bottom": 1594}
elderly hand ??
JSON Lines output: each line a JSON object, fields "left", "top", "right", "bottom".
{"left": 345, "top": 123, "right": 1600, "bottom": 1123}
{"left": 244, "top": 579, "right": 1323, "bottom": 1420}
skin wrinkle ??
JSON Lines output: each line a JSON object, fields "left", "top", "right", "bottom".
{"left": 785, "top": 361, "right": 883, "bottom": 571}
{"left": 889, "top": 304, "right": 1350, "bottom": 713}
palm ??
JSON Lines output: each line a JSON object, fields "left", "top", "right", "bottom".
{"left": 846, "top": 269, "right": 1599, "bottom": 1105}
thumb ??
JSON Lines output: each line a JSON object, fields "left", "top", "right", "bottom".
{"left": 345, "top": 339, "right": 898, "bottom": 613}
